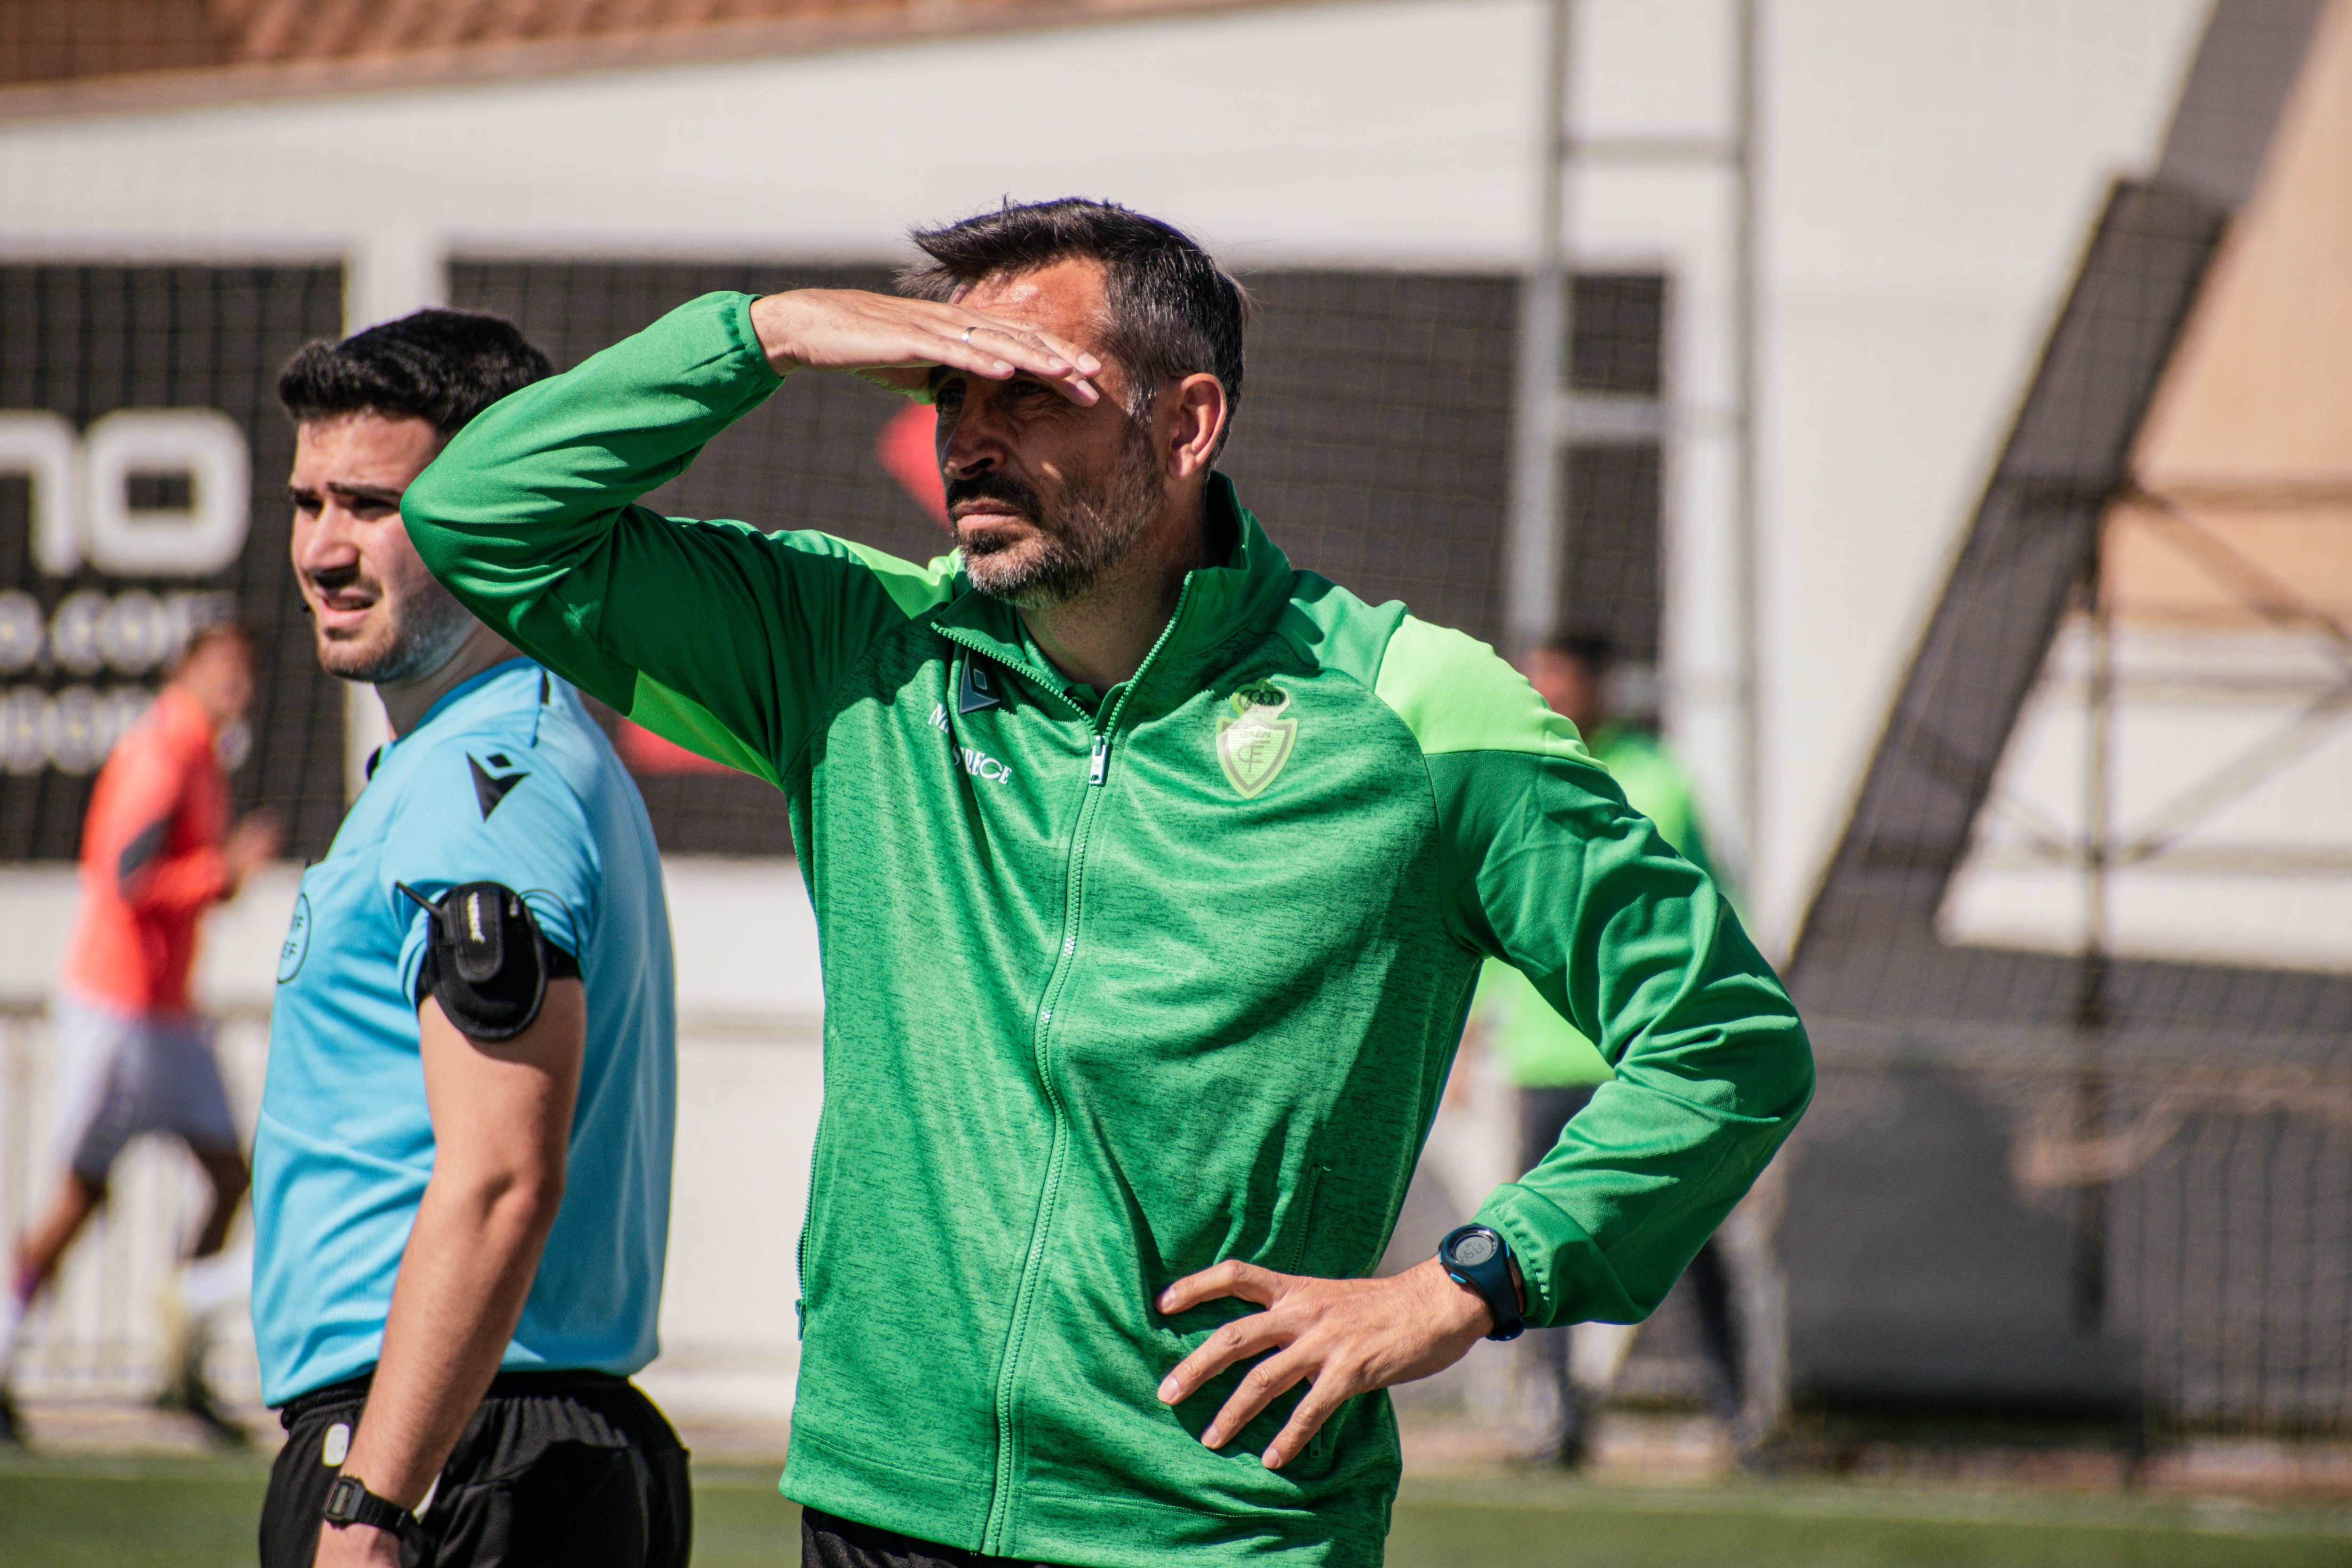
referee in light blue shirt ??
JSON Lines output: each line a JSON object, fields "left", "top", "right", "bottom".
{"left": 251, "top": 311, "right": 684, "bottom": 1568}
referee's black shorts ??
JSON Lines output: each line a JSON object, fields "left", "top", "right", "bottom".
{"left": 260, "top": 1368, "right": 691, "bottom": 1568}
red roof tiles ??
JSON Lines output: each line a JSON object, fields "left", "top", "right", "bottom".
{"left": 1, "top": 0, "right": 1274, "bottom": 91}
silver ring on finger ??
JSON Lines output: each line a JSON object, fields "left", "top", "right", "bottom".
{"left": 960, "top": 326, "right": 976, "bottom": 344}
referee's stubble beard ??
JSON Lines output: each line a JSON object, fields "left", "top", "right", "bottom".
{"left": 289, "top": 411, "right": 481, "bottom": 688}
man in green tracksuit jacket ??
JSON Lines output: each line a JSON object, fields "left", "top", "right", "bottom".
{"left": 402, "top": 199, "right": 1812, "bottom": 1568}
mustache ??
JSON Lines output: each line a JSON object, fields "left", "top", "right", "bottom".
{"left": 945, "top": 470, "right": 1044, "bottom": 520}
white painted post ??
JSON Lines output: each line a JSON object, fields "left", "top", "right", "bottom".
{"left": 338, "top": 230, "right": 447, "bottom": 800}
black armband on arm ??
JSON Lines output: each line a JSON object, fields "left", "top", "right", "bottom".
{"left": 398, "top": 882, "right": 580, "bottom": 1041}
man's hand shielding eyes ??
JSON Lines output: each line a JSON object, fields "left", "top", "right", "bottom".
{"left": 1153, "top": 1256, "right": 1500, "bottom": 1470}
{"left": 747, "top": 289, "right": 1102, "bottom": 405}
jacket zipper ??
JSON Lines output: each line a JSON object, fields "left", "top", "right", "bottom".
{"left": 944, "top": 600, "right": 1195, "bottom": 1557}
{"left": 793, "top": 1105, "right": 830, "bottom": 1339}
{"left": 796, "top": 642, "right": 1083, "bottom": 1350}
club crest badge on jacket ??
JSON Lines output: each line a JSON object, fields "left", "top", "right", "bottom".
{"left": 1216, "top": 680, "right": 1297, "bottom": 798}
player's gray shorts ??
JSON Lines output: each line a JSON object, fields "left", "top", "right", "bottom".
{"left": 48, "top": 994, "right": 239, "bottom": 1183}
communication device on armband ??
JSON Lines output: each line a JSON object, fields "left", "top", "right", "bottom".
{"left": 397, "top": 881, "right": 556, "bottom": 1041}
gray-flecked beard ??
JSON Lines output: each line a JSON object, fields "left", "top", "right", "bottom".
{"left": 316, "top": 575, "right": 477, "bottom": 686}
{"left": 957, "top": 418, "right": 1162, "bottom": 610}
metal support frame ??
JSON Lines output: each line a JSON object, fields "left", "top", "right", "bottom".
{"left": 1504, "top": 0, "right": 1770, "bottom": 1442}
{"left": 1506, "top": 0, "right": 1760, "bottom": 863}
{"left": 1980, "top": 485, "right": 2352, "bottom": 888}
{"left": 2029, "top": 480, "right": 2352, "bottom": 1338}
{"left": 2072, "top": 545, "right": 2114, "bottom": 1333}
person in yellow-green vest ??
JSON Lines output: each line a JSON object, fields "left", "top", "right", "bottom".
{"left": 1468, "top": 632, "right": 1745, "bottom": 1467}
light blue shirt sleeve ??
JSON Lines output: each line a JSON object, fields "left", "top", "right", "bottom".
{"left": 382, "top": 740, "right": 601, "bottom": 1007}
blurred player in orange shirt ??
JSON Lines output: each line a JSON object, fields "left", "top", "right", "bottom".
{"left": 0, "top": 622, "right": 280, "bottom": 1444}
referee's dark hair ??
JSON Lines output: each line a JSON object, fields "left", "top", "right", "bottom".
{"left": 278, "top": 309, "right": 552, "bottom": 442}
{"left": 900, "top": 197, "right": 1250, "bottom": 456}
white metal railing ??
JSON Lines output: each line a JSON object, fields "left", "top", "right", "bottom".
{"left": 0, "top": 1000, "right": 825, "bottom": 1430}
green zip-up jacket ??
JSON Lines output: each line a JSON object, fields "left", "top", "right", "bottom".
{"left": 403, "top": 292, "right": 1812, "bottom": 1567}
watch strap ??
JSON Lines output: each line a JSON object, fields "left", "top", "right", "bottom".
{"left": 323, "top": 1473, "right": 421, "bottom": 1540}
{"left": 1438, "top": 1223, "right": 1526, "bottom": 1341}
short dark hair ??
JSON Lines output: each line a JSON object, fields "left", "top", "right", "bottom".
{"left": 1540, "top": 631, "right": 1615, "bottom": 676}
{"left": 278, "top": 308, "right": 552, "bottom": 442}
{"left": 899, "top": 198, "right": 1250, "bottom": 455}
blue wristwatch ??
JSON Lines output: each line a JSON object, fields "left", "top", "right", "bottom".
{"left": 1438, "top": 1223, "right": 1525, "bottom": 1341}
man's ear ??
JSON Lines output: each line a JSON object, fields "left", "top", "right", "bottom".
{"left": 1164, "top": 373, "right": 1229, "bottom": 479}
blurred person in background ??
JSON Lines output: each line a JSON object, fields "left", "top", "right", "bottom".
{"left": 0, "top": 622, "right": 280, "bottom": 1446}
{"left": 401, "top": 198, "right": 1811, "bottom": 1568}
{"left": 1464, "top": 632, "right": 1747, "bottom": 1466}
{"left": 253, "top": 310, "right": 685, "bottom": 1568}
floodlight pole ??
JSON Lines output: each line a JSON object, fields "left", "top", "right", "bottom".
{"left": 1730, "top": 0, "right": 1762, "bottom": 892}
{"left": 342, "top": 230, "right": 449, "bottom": 803}
{"left": 1507, "top": 0, "right": 1573, "bottom": 659}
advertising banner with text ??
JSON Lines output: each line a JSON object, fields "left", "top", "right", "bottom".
{"left": 0, "top": 265, "right": 348, "bottom": 860}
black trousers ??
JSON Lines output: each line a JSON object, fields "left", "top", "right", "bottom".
{"left": 260, "top": 1369, "right": 691, "bottom": 1568}
{"left": 802, "top": 1507, "right": 1073, "bottom": 1568}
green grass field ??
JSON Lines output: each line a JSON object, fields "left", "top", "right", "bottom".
{"left": 5, "top": 1455, "right": 2349, "bottom": 1567}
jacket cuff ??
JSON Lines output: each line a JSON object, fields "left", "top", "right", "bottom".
{"left": 1473, "top": 1184, "right": 1638, "bottom": 1330}
{"left": 722, "top": 292, "right": 789, "bottom": 391}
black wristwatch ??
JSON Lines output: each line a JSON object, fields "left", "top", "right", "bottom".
{"left": 1438, "top": 1223, "right": 1525, "bottom": 1341}
{"left": 323, "top": 1473, "right": 422, "bottom": 1542}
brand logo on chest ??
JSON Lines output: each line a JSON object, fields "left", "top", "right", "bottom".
{"left": 931, "top": 703, "right": 1015, "bottom": 786}
{"left": 1216, "top": 681, "right": 1298, "bottom": 798}
{"left": 958, "top": 658, "right": 1003, "bottom": 715}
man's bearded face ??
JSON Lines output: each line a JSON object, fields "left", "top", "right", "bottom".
{"left": 950, "top": 410, "right": 1163, "bottom": 609}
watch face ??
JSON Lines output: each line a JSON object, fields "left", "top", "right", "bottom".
{"left": 1452, "top": 1231, "right": 1498, "bottom": 1266}
{"left": 324, "top": 1475, "right": 362, "bottom": 1521}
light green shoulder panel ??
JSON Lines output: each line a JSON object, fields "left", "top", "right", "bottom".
{"left": 628, "top": 672, "right": 784, "bottom": 787}
{"left": 1271, "top": 572, "right": 1409, "bottom": 685}
{"left": 753, "top": 527, "right": 957, "bottom": 621}
{"left": 831, "top": 537, "right": 960, "bottom": 620}
{"left": 1372, "top": 615, "right": 1600, "bottom": 764}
